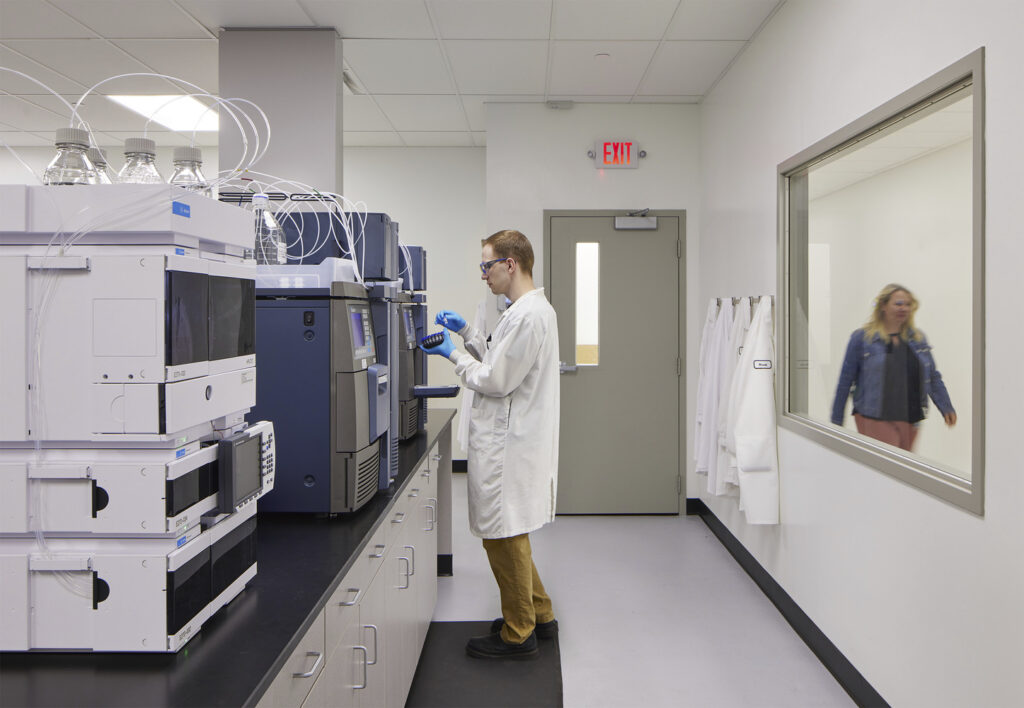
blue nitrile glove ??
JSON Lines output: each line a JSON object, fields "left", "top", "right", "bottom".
{"left": 420, "top": 329, "right": 455, "bottom": 358}
{"left": 435, "top": 310, "right": 466, "bottom": 333}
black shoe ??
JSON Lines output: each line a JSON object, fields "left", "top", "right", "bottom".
{"left": 488, "top": 617, "right": 559, "bottom": 639}
{"left": 465, "top": 631, "right": 539, "bottom": 660}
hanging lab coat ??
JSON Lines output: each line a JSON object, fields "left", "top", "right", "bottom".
{"left": 698, "top": 299, "right": 733, "bottom": 492}
{"left": 715, "top": 296, "right": 751, "bottom": 496}
{"left": 694, "top": 299, "right": 719, "bottom": 472}
{"left": 448, "top": 288, "right": 560, "bottom": 539}
{"left": 729, "top": 297, "right": 779, "bottom": 525}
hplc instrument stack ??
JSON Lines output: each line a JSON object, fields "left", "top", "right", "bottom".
{"left": 0, "top": 184, "right": 275, "bottom": 652}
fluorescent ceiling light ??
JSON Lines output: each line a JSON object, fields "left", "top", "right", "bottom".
{"left": 108, "top": 95, "right": 219, "bottom": 131}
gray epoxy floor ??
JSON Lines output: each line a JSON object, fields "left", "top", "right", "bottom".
{"left": 434, "top": 473, "right": 855, "bottom": 708}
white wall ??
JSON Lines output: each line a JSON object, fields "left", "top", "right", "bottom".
{"left": 343, "top": 147, "right": 487, "bottom": 458}
{"left": 807, "top": 140, "right": 973, "bottom": 473}
{"left": 699, "top": 1, "right": 1023, "bottom": 705}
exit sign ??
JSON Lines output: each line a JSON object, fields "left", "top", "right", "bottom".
{"left": 594, "top": 140, "right": 639, "bottom": 169}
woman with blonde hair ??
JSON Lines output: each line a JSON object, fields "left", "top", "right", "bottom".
{"left": 831, "top": 283, "right": 956, "bottom": 451}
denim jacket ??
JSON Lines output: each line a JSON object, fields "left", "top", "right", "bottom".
{"left": 831, "top": 328, "right": 955, "bottom": 425}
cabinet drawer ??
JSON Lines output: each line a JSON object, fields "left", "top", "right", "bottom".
{"left": 257, "top": 610, "right": 326, "bottom": 708}
{"left": 326, "top": 558, "right": 370, "bottom": 662}
{"left": 385, "top": 487, "right": 416, "bottom": 549}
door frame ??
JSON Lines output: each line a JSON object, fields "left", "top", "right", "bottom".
{"left": 543, "top": 209, "right": 687, "bottom": 505}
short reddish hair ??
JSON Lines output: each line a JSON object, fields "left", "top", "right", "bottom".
{"left": 482, "top": 230, "right": 534, "bottom": 276}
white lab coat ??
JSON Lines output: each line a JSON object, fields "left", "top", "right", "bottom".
{"left": 694, "top": 299, "right": 719, "bottom": 472}
{"left": 715, "top": 296, "right": 751, "bottom": 496}
{"left": 729, "top": 297, "right": 779, "bottom": 525}
{"left": 697, "top": 299, "right": 733, "bottom": 493}
{"left": 448, "top": 288, "right": 560, "bottom": 539}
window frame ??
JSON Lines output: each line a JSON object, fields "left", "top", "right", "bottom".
{"left": 776, "top": 48, "right": 986, "bottom": 515}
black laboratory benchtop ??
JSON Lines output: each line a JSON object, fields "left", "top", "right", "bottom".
{"left": 0, "top": 410, "right": 456, "bottom": 708}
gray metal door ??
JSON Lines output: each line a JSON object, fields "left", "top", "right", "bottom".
{"left": 546, "top": 212, "right": 683, "bottom": 514}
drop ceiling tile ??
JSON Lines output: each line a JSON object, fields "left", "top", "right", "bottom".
{"left": 175, "top": 0, "right": 314, "bottom": 31}
{"left": 666, "top": 0, "right": 780, "bottom": 40}
{"left": 552, "top": 0, "right": 679, "bottom": 40}
{"left": 304, "top": 1, "right": 434, "bottom": 38}
{"left": 397, "top": 131, "right": 474, "bottom": 147}
{"left": 49, "top": 0, "right": 210, "bottom": 39}
{"left": 638, "top": 40, "right": 745, "bottom": 96}
{"left": 445, "top": 40, "right": 548, "bottom": 94}
{"left": 431, "top": 0, "right": 552, "bottom": 39}
{"left": 0, "top": 130, "right": 53, "bottom": 148}
{"left": 3, "top": 39, "right": 161, "bottom": 94}
{"left": 111, "top": 40, "right": 219, "bottom": 94}
{"left": 471, "top": 131, "right": 486, "bottom": 146}
{"left": 0, "top": 44, "right": 87, "bottom": 94}
{"left": 461, "top": 95, "right": 545, "bottom": 131}
{"left": 344, "top": 40, "right": 454, "bottom": 94}
{"left": 0, "top": 96, "right": 72, "bottom": 132}
{"left": 374, "top": 95, "right": 466, "bottom": 132}
{"left": 103, "top": 130, "right": 213, "bottom": 148}
{"left": 342, "top": 95, "right": 392, "bottom": 132}
{"left": 0, "top": 1, "right": 94, "bottom": 39}
{"left": 633, "top": 95, "right": 701, "bottom": 104}
{"left": 548, "top": 40, "right": 657, "bottom": 96}
{"left": 344, "top": 131, "right": 404, "bottom": 147}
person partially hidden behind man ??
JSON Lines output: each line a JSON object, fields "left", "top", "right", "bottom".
{"left": 421, "top": 229, "right": 560, "bottom": 659}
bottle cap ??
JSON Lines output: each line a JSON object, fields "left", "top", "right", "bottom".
{"left": 124, "top": 137, "right": 156, "bottom": 156}
{"left": 173, "top": 145, "right": 203, "bottom": 164}
{"left": 252, "top": 193, "right": 269, "bottom": 207}
{"left": 86, "top": 147, "right": 107, "bottom": 166}
{"left": 55, "top": 127, "right": 90, "bottom": 148}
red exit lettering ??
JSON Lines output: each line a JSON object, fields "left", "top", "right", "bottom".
{"left": 602, "top": 141, "right": 633, "bottom": 166}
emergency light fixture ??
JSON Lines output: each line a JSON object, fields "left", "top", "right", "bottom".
{"left": 589, "top": 140, "right": 644, "bottom": 169}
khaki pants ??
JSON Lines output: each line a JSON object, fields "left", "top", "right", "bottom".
{"left": 482, "top": 534, "right": 555, "bottom": 644}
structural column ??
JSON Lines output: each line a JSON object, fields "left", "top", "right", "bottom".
{"left": 219, "top": 29, "right": 343, "bottom": 193}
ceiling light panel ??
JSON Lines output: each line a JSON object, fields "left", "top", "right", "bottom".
{"left": 430, "top": 0, "right": 552, "bottom": 40}
{"left": 174, "top": 0, "right": 315, "bottom": 30}
{"left": 304, "top": 1, "right": 434, "bottom": 38}
{"left": 445, "top": 40, "right": 549, "bottom": 94}
{"left": 548, "top": 41, "right": 658, "bottom": 96}
{"left": 344, "top": 40, "right": 455, "bottom": 94}
{"left": 108, "top": 95, "right": 218, "bottom": 131}
{"left": 112, "top": 40, "right": 219, "bottom": 94}
{"left": 638, "top": 40, "right": 745, "bottom": 96}
{"left": 552, "top": 0, "right": 679, "bottom": 40}
{"left": 373, "top": 95, "right": 466, "bottom": 132}
{"left": 26, "top": 94, "right": 150, "bottom": 132}
{"left": 666, "top": 0, "right": 781, "bottom": 40}
{"left": 0, "top": 1, "right": 94, "bottom": 39}
{"left": 49, "top": 0, "right": 210, "bottom": 39}
{"left": 3, "top": 39, "right": 158, "bottom": 94}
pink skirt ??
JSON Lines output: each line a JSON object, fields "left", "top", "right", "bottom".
{"left": 854, "top": 414, "right": 918, "bottom": 451}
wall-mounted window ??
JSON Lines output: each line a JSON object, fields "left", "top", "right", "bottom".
{"left": 778, "top": 49, "right": 985, "bottom": 514}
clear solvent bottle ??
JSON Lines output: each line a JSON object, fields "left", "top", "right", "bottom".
{"left": 42, "top": 127, "right": 95, "bottom": 185}
{"left": 253, "top": 193, "right": 287, "bottom": 264}
{"left": 117, "top": 137, "right": 163, "bottom": 184}
{"left": 168, "top": 146, "right": 211, "bottom": 197}
{"left": 86, "top": 147, "right": 114, "bottom": 184}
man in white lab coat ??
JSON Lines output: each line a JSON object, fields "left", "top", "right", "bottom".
{"left": 421, "top": 229, "right": 560, "bottom": 660}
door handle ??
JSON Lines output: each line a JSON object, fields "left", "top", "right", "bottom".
{"left": 559, "top": 361, "right": 578, "bottom": 374}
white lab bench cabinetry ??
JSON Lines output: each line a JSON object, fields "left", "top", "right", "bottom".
{"left": 257, "top": 440, "right": 441, "bottom": 708}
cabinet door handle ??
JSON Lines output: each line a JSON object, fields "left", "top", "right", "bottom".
{"left": 368, "top": 544, "right": 386, "bottom": 559}
{"left": 404, "top": 544, "right": 416, "bottom": 575}
{"left": 353, "top": 646, "right": 368, "bottom": 689}
{"left": 391, "top": 512, "right": 406, "bottom": 525}
{"left": 292, "top": 651, "right": 323, "bottom": 679}
{"left": 408, "top": 488, "right": 420, "bottom": 498}
{"left": 363, "top": 624, "right": 379, "bottom": 665}
{"left": 431, "top": 453, "right": 441, "bottom": 462}
{"left": 339, "top": 587, "right": 362, "bottom": 606}
{"left": 425, "top": 501, "right": 436, "bottom": 531}
{"left": 399, "top": 557, "right": 411, "bottom": 589}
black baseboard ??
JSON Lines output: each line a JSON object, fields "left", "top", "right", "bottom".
{"left": 437, "top": 554, "right": 453, "bottom": 577}
{"left": 453, "top": 459, "right": 467, "bottom": 473}
{"left": 687, "top": 498, "right": 889, "bottom": 708}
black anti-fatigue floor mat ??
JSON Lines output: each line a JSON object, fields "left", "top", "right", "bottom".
{"left": 405, "top": 621, "right": 563, "bottom": 708}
